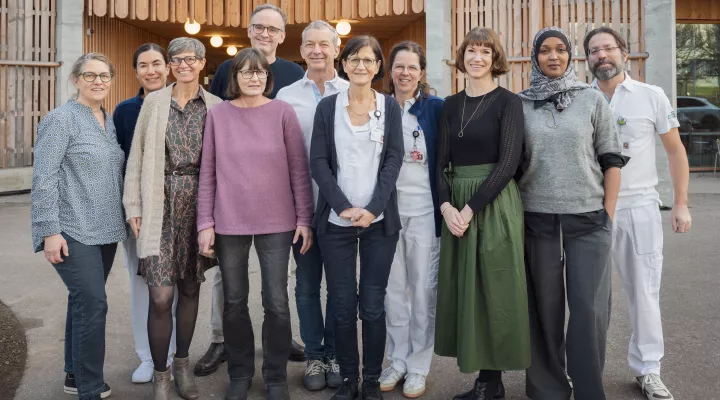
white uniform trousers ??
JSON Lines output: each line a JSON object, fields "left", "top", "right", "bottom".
{"left": 611, "top": 203, "right": 665, "bottom": 376}
{"left": 384, "top": 213, "right": 440, "bottom": 376}
{"left": 124, "top": 235, "right": 177, "bottom": 366}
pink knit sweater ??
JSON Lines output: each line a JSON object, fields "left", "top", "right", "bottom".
{"left": 197, "top": 100, "right": 313, "bottom": 235}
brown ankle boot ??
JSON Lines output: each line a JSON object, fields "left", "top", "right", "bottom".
{"left": 172, "top": 356, "right": 200, "bottom": 399}
{"left": 153, "top": 369, "right": 172, "bottom": 400}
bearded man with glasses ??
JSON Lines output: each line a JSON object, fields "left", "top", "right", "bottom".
{"left": 198, "top": 3, "right": 308, "bottom": 378}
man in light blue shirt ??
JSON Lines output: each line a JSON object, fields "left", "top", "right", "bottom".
{"left": 276, "top": 20, "right": 348, "bottom": 392}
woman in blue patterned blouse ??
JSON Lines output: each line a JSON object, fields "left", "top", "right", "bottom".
{"left": 31, "top": 53, "right": 126, "bottom": 400}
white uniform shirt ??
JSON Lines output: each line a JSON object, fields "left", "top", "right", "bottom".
{"left": 396, "top": 97, "right": 434, "bottom": 218}
{"left": 276, "top": 71, "right": 349, "bottom": 207}
{"left": 328, "top": 90, "right": 385, "bottom": 227}
{"left": 592, "top": 73, "right": 680, "bottom": 210}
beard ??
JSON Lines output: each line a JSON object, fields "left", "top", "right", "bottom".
{"left": 591, "top": 59, "right": 623, "bottom": 81}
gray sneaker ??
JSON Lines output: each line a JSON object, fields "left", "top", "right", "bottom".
{"left": 304, "top": 359, "right": 328, "bottom": 391}
{"left": 326, "top": 358, "right": 343, "bottom": 388}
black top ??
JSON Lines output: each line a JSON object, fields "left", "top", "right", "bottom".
{"left": 210, "top": 57, "right": 305, "bottom": 100}
{"left": 436, "top": 86, "right": 525, "bottom": 212}
{"left": 310, "top": 93, "right": 404, "bottom": 236}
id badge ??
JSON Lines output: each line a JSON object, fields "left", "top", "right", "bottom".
{"left": 370, "top": 128, "right": 384, "bottom": 144}
{"left": 404, "top": 150, "right": 426, "bottom": 164}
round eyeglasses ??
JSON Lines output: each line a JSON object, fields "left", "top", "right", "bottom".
{"left": 251, "top": 24, "right": 282, "bottom": 37}
{"left": 80, "top": 72, "right": 113, "bottom": 83}
{"left": 239, "top": 70, "right": 268, "bottom": 79}
{"left": 168, "top": 56, "right": 200, "bottom": 66}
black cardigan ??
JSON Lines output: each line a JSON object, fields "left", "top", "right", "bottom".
{"left": 309, "top": 93, "right": 404, "bottom": 236}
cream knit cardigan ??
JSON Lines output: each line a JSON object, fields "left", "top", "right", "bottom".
{"left": 123, "top": 83, "right": 222, "bottom": 258}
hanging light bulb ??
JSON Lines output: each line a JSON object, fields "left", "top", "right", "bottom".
{"left": 210, "top": 35, "right": 223, "bottom": 47}
{"left": 336, "top": 20, "right": 351, "bottom": 36}
{"left": 227, "top": 45, "right": 238, "bottom": 56}
{"left": 184, "top": 19, "right": 201, "bottom": 35}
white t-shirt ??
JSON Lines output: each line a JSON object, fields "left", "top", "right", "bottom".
{"left": 328, "top": 90, "right": 385, "bottom": 227}
{"left": 593, "top": 73, "right": 680, "bottom": 210}
{"left": 396, "top": 97, "right": 434, "bottom": 218}
{"left": 276, "top": 72, "right": 349, "bottom": 207}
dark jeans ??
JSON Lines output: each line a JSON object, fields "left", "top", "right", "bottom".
{"left": 524, "top": 211, "right": 612, "bottom": 400}
{"left": 293, "top": 234, "right": 335, "bottom": 360}
{"left": 318, "top": 223, "right": 399, "bottom": 381}
{"left": 215, "top": 231, "right": 294, "bottom": 385}
{"left": 53, "top": 233, "right": 117, "bottom": 400}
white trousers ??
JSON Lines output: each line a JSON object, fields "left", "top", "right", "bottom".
{"left": 124, "top": 236, "right": 177, "bottom": 366}
{"left": 384, "top": 213, "right": 440, "bottom": 376}
{"left": 611, "top": 203, "right": 664, "bottom": 376}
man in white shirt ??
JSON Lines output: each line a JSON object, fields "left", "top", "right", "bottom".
{"left": 586, "top": 27, "right": 692, "bottom": 400}
{"left": 276, "top": 20, "right": 349, "bottom": 392}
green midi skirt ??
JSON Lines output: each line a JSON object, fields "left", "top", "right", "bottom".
{"left": 434, "top": 164, "right": 531, "bottom": 372}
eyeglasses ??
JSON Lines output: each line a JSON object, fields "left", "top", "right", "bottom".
{"left": 80, "top": 72, "right": 113, "bottom": 83}
{"left": 589, "top": 46, "right": 620, "bottom": 56}
{"left": 346, "top": 58, "right": 377, "bottom": 68}
{"left": 251, "top": 24, "right": 282, "bottom": 37}
{"left": 393, "top": 65, "right": 421, "bottom": 73}
{"left": 168, "top": 56, "right": 200, "bottom": 66}
{"left": 239, "top": 70, "right": 268, "bottom": 79}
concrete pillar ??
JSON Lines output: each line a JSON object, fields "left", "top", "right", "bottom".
{"left": 55, "top": 0, "right": 85, "bottom": 105}
{"left": 644, "top": 0, "right": 676, "bottom": 207}
{"left": 425, "top": 0, "right": 452, "bottom": 97}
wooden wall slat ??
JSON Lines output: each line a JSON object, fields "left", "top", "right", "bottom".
{"left": 136, "top": 0, "right": 149, "bottom": 19}
{"left": 212, "top": 0, "right": 223, "bottom": 24}
{"left": 116, "top": 0, "right": 129, "bottom": 18}
{"left": 411, "top": 0, "right": 422, "bottom": 13}
{"left": 7, "top": 0, "right": 18, "bottom": 167}
{"left": 228, "top": 0, "right": 240, "bottom": 26}
{"left": 280, "top": 0, "right": 293, "bottom": 24}
{"left": 157, "top": 0, "right": 169, "bottom": 21}
{"left": 94, "top": 0, "right": 107, "bottom": 16}
{"left": 392, "top": 0, "right": 403, "bottom": 16}
{"left": 22, "top": 0, "right": 32, "bottom": 166}
{"left": 1, "top": 0, "right": 7, "bottom": 168}
{"left": 175, "top": 0, "right": 187, "bottom": 21}
{"left": 195, "top": 0, "right": 207, "bottom": 23}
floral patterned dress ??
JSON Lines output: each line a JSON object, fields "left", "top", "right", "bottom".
{"left": 139, "top": 90, "right": 216, "bottom": 287}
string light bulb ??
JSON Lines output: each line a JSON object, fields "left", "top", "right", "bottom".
{"left": 210, "top": 35, "right": 223, "bottom": 47}
{"left": 336, "top": 20, "right": 351, "bottom": 36}
{"left": 184, "top": 19, "right": 201, "bottom": 35}
{"left": 227, "top": 45, "right": 238, "bottom": 56}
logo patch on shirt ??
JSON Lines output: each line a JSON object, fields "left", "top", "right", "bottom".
{"left": 669, "top": 110, "right": 676, "bottom": 120}
{"left": 617, "top": 117, "right": 627, "bottom": 126}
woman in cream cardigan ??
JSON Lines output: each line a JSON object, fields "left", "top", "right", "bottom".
{"left": 123, "top": 37, "right": 222, "bottom": 400}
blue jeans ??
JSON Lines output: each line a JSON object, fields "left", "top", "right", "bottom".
{"left": 54, "top": 233, "right": 117, "bottom": 400}
{"left": 318, "top": 223, "right": 399, "bottom": 381}
{"left": 293, "top": 234, "right": 335, "bottom": 360}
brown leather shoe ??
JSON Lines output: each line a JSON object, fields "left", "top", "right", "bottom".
{"left": 153, "top": 369, "right": 172, "bottom": 400}
{"left": 172, "top": 356, "right": 200, "bottom": 399}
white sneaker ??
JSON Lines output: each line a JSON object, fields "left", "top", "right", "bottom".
{"left": 379, "top": 366, "right": 405, "bottom": 392}
{"left": 402, "top": 373, "right": 426, "bottom": 398}
{"left": 132, "top": 360, "right": 154, "bottom": 383}
{"left": 637, "top": 373, "right": 674, "bottom": 400}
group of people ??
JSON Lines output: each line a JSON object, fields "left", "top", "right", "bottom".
{"left": 30, "top": 3, "right": 692, "bottom": 400}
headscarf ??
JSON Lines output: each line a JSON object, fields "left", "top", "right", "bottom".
{"left": 518, "top": 26, "right": 590, "bottom": 111}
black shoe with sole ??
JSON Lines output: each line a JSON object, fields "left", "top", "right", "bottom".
{"left": 361, "top": 379, "right": 383, "bottom": 400}
{"left": 225, "top": 378, "right": 252, "bottom": 400}
{"left": 289, "top": 339, "right": 307, "bottom": 362}
{"left": 331, "top": 378, "right": 360, "bottom": 400}
{"left": 64, "top": 374, "right": 112, "bottom": 398}
{"left": 194, "top": 342, "right": 228, "bottom": 376}
{"left": 452, "top": 377, "right": 502, "bottom": 400}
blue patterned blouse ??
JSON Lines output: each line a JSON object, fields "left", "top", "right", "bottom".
{"left": 31, "top": 100, "right": 127, "bottom": 252}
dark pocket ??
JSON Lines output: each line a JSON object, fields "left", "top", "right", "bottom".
{"left": 560, "top": 210, "right": 606, "bottom": 238}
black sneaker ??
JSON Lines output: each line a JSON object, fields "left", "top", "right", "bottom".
{"left": 331, "top": 378, "right": 360, "bottom": 400}
{"left": 63, "top": 374, "right": 112, "bottom": 398}
{"left": 361, "top": 379, "right": 383, "bottom": 400}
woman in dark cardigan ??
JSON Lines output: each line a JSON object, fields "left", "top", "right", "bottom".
{"left": 309, "top": 35, "right": 403, "bottom": 400}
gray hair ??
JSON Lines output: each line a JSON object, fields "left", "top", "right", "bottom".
{"left": 68, "top": 53, "right": 115, "bottom": 99}
{"left": 301, "top": 20, "right": 339, "bottom": 48}
{"left": 167, "top": 37, "right": 206, "bottom": 59}
{"left": 250, "top": 4, "right": 287, "bottom": 29}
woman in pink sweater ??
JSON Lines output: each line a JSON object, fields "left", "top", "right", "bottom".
{"left": 197, "top": 48, "right": 313, "bottom": 400}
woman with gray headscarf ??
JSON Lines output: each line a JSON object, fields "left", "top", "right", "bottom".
{"left": 517, "top": 27, "right": 627, "bottom": 400}
{"left": 123, "top": 37, "right": 222, "bottom": 400}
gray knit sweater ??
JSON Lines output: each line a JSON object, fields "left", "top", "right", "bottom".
{"left": 517, "top": 88, "right": 621, "bottom": 214}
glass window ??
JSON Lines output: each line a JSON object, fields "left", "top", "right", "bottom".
{"left": 676, "top": 23, "right": 720, "bottom": 168}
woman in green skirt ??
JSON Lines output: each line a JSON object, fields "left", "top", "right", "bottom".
{"left": 434, "top": 27, "right": 530, "bottom": 400}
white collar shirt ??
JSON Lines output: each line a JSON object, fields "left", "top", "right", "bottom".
{"left": 396, "top": 96, "right": 434, "bottom": 217}
{"left": 276, "top": 71, "right": 349, "bottom": 207}
{"left": 328, "top": 89, "right": 386, "bottom": 227}
{"left": 592, "top": 73, "right": 680, "bottom": 210}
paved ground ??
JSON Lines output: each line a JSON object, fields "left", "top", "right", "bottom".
{"left": 1, "top": 174, "right": 719, "bottom": 400}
